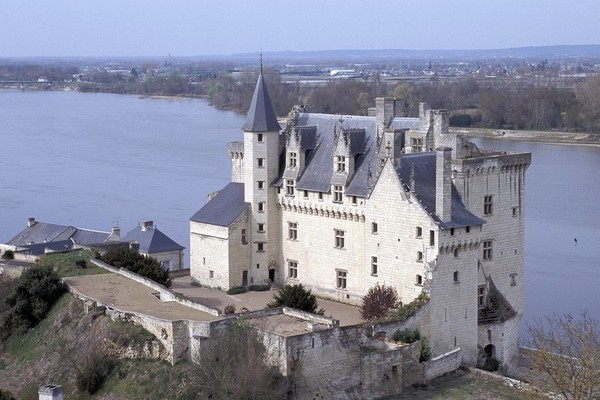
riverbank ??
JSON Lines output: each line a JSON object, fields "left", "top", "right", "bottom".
{"left": 452, "top": 127, "right": 600, "bottom": 147}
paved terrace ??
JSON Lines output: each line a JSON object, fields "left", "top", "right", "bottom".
{"left": 64, "top": 274, "right": 362, "bottom": 327}
{"left": 171, "top": 276, "right": 363, "bottom": 327}
{"left": 65, "top": 274, "right": 220, "bottom": 322}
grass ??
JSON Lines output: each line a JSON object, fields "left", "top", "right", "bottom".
{"left": 395, "top": 368, "right": 547, "bottom": 400}
{"left": 6, "top": 294, "right": 72, "bottom": 362}
{"left": 37, "top": 250, "right": 111, "bottom": 277}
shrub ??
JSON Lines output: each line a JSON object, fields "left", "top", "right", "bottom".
{"left": 449, "top": 113, "right": 473, "bottom": 127}
{"left": 419, "top": 337, "right": 431, "bottom": 363}
{"left": 75, "top": 259, "right": 87, "bottom": 268}
{"left": 227, "top": 286, "right": 248, "bottom": 295}
{"left": 248, "top": 284, "right": 270, "bottom": 292}
{"left": 100, "top": 247, "right": 172, "bottom": 287}
{"left": 1, "top": 250, "right": 14, "bottom": 260}
{"left": 76, "top": 358, "right": 115, "bottom": 394}
{"left": 223, "top": 304, "right": 236, "bottom": 315}
{"left": 0, "top": 389, "right": 16, "bottom": 400}
{"left": 360, "top": 283, "right": 398, "bottom": 320}
{"left": 392, "top": 293, "right": 429, "bottom": 321}
{"left": 481, "top": 356, "right": 499, "bottom": 371}
{"left": 267, "top": 284, "right": 324, "bottom": 315}
{"left": 393, "top": 328, "right": 421, "bottom": 344}
{"left": 0, "top": 265, "right": 66, "bottom": 340}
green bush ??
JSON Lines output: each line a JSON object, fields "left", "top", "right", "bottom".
{"left": 75, "top": 259, "right": 87, "bottom": 268}
{"left": 227, "top": 286, "right": 248, "bottom": 295}
{"left": 1, "top": 250, "right": 14, "bottom": 260}
{"left": 248, "top": 284, "right": 270, "bottom": 292}
{"left": 392, "top": 293, "right": 429, "bottom": 321}
{"left": 267, "top": 284, "right": 324, "bottom": 315}
{"left": 0, "top": 389, "right": 16, "bottom": 400}
{"left": 0, "top": 265, "right": 67, "bottom": 340}
{"left": 449, "top": 113, "right": 473, "bottom": 127}
{"left": 100, "top": 247, "right": 172, "bottom": 287}
{"left": 481, "top": 356, "right": 499, "bottom": 371}
{"left": 419, "top": 337, "right": 431, "bottom": 363}
{"left": 76, "top": 358, "right": 115, "bottom": 394}
{"left": 393, "top": 328, "right": 421, "bottom": 344}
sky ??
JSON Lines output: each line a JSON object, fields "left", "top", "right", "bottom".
{"left": 1, "top": 0, "right": 599, "bottom": 57}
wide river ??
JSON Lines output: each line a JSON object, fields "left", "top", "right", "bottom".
{"left": 1, "top": 90, "right": 599, "bottom": 328}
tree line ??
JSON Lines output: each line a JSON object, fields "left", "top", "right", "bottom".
{"left": 201, "top": 71, "right": 600, "bottom": 133}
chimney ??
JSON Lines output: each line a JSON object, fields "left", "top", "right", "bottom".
{"left": 436, "top": 147, "right": 452, "bottom": 223}
{"left": 111, "top": 226, "right": 120, "bottom": 238}
{"left": 38, "top": 384, "right": 63, "bottom": 400}
{"left": 28, "top": 217, "right": 36, "bottom": 227}
{"left": 141, "top": 220, "right": 154, "bottom": 231}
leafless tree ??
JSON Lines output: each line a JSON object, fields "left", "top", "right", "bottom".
{"left": 526, "top": 312, "right": 600, "bottom": 400}
{"left": 187, "top": 321, "right": 290, "bottom": 399}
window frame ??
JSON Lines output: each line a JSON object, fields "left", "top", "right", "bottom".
{"left": 336, "top": 156, "right": 346, "bottom": 172}
{"left": 288, "top": 222, "right": 298, "bottom": 240}
{"left": 333, "top": 185, "right": 343, "bottom": 203}
{"left": 334, "top": 229, "right": 345, "bottom": 249}
{"left": 336, "top": 269, "right": 347, "bottom": 289}
{"left": 483, "top": 240, "right": 493, "bottom": 260}
{"left": 289, "top": 152, "right": 298, "bottom": 167}
{"left": 371, "top": 256, "right": 378, "bottom": 276}
{"left": 484, "top": 195, "right": 493, "bottom": 215}
{"left": 286, "top": 179, "right": 295, "bottom": 196}
{"left": 288, "top": 260, "right": 298, "bottom": 279}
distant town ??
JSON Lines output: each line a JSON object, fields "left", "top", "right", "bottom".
{"left": 2, "top": 45, "right": 600, "bottom": 134}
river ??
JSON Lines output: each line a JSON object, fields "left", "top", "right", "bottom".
{"left": 1, "top": 90, "right": 599, "bottom": 326}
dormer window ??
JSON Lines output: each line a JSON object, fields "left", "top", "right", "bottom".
{"left": 286, "top": 179, "right": 295, "bottom": 196}
{"left": 333, "top": 185, "right": 343, "bottom": 203}
{"left": 336, "top": 156, "right": 346, "bottom": 172}
{"left": 289, "top": 152, "right": 297, "bottom": 167}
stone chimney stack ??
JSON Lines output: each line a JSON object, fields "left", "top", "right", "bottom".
{"left": 28, "top": 217, "right": 36, "bottom": 227}
{"left": 38, "top": 384, "right": 63, "bottom": 400}
{"left": 436, "top": 147, "right": 452, "bottom": 223}
{"left": 111, "top": 225, "right": 120, "bottom": 238}
{"left": 141, "top": 220, "right": 154, "bottom": 231}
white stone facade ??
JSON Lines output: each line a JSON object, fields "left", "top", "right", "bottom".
{"left": 189, "top": 79, "right": 531, "bottom": 370}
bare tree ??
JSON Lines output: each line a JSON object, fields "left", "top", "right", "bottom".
{"left": 526, "top": 312, "right": 600, "bottom": 400}
{"left": 188, "top": 321, "right": 290, "bottom": 399}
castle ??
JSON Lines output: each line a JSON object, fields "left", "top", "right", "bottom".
{"left": 190, "top": 74, "right": 531, "bottom": 370}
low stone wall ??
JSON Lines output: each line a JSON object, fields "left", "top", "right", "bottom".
{"left": 170, "top": 268, "right": 190, "bottom": 278}
{"left": 424, "top": 347, "right": 462, "bottom": 380}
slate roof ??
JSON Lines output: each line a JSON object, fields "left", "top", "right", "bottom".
{"left": 396, "top": 152, "right": 485, "bottom": 229}
{"left": 190, "top": 182, "right": 249, "bottom": 227}
{"left": 18, "top": 240, "right": 75, "bottom": 256}
{"left": 279, "top": 113, "right": 419, "bottom": 197}
{"left": 71, "top": 229, "right": 112, "bottom": 245}
{"left": 121, "top": 225, "right": 184, "bottom": 254}
{"left": 275, "top": 113, "right": 483, "bottom": 229}
{"left": 242, "top": 74, "right": 280, "bottom": 132}
{"left": 5, "top": 222, "right": 111, "bottom": 246}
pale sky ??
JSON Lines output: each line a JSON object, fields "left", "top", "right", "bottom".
{"left": 1, "top": 0, "right": 599, "bottom": 57}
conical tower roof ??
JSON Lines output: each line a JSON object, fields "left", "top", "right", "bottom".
{"left": 243, "top": 74, "right": 280, "bottom": 132}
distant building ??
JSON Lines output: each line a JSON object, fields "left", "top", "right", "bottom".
{"left": 121, "top": 220, "right": 185, "bottom": 271}
{"left": 190, "top": 74, "right": 531, "bottom": 371}
{"left": 3, "top": 217, "right": 184, "bottom": 271}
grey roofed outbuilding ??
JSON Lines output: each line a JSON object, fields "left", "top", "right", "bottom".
{"left": 6, "top": 222, "right": 76, "bottom": 246}
{"left": 121, "top": 225, "right": 184, "bottom": 254}
{"left": 395, "top": 152, "right": 486, "bottom": 229}
{"left": 190, "top": 182, "right": 249, "bottom": 227}
{"left": 242, "top": 74, "right": 280, "bottom": 132}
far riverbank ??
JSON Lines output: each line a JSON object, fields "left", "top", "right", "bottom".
{"left": 451, "top": 127, "right": 600, "bottom": 147}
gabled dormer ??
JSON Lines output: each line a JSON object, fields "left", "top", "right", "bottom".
{"left": 284, "top": 125, "right": 316, "bottom": 181}
{"left": 331, "top": 126, "right": 366, "bottom": 195}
